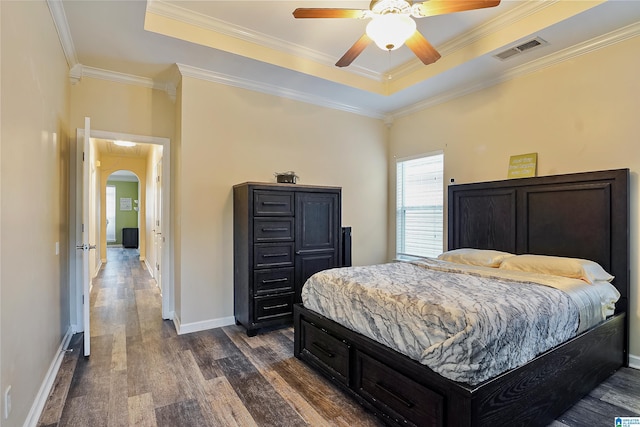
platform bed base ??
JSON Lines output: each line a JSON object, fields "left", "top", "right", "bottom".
{"left": 294, "top": 304, "right": 625, "bottom": 427}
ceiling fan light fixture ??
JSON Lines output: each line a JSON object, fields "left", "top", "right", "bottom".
{"left": 366, "top": 13, "right": 416, "bottom": 51}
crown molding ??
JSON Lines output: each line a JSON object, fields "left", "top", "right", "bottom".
{"left": 176, "top": 64, "right": 386, "bottom": 120}
{"left": 47, "top": 0, "right": 78, "bottom": 68}
{"left": 146, "top": 0, "right": 383, "bottom": 81}
{"left": 75, "top": 65, "right": 157, "bottom": 88}
{"left": 69, "top": 64, "right": 176, "bottom": 101}
{"left": 391, "top": 21, "right": 640, "bottom": 119}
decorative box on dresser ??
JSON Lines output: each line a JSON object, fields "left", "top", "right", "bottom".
{"left": 233, "top": 182, "right": 342, "bottom": 336}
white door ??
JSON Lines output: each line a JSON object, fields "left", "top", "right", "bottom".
{"left": 154, "top": 159, "right": 163, "bottom": 293}
{"left": 76, "top": 117, "right": 93, "bottom": 356}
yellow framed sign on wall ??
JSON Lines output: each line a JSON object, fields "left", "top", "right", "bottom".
{"left": 508, "top": 153, "right": 537, "bottom": 179}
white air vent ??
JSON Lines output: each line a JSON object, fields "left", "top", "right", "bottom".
{"left": 494, "top": 37, "right": 548, "bottom": 61}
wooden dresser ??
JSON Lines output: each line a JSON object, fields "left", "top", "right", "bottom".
{"left": 233, "top": 182, "right": 342, "bottom": 336}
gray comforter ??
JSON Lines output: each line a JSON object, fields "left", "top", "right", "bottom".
{"left": 301, "top": 259, "right": 619, "bottom": 385}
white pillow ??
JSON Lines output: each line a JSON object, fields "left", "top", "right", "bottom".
{"left": 437, "top": 248, "right": 515, "bottom": 268}
{"left": 498, "top": 254, "right": 614, "bottom": 284}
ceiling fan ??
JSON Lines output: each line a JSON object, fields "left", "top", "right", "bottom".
{"left": 293, "top": 0, "right": 501, "bottom": 67}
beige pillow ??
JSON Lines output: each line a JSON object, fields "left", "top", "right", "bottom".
{"left": 499, "top": 254, "right": 614, "bottom": 284}
{"left": 437, "top": 248, "right": 515, "bottom": 268}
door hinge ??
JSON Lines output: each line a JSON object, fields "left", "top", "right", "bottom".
{"left": 82, "top": 223, "right": 85, "bottom": 232}
{"left": 83, "top": 152, "right": 85, "bottom": 161}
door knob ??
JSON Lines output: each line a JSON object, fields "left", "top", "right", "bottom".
{"left": 76, "top": 244, "right": 97, "bottom": 251}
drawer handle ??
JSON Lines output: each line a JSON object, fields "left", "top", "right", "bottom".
{"left": 258, "top": 286, "right": 291, "bottom": 294}
{"left": 311, "top": 342, "right": 335, "bottom": 358}
{"left": 295, "top": 249, "right": 333, "bottom": 255}
{"left": 375, "top": 382, "right": 414, "bottom": 408}
{"left": 263, "top": 303, "right": 288, "bottom": 311}
{"left": 262, "top": 253, "right": 288, "bottom": 258}
{"left": 262, "top": 227, "right": 289, "bottom": 232}
{"left": 262, "top": 202, "right": 288, "bottom": 206}
{"left": 262, "top": 278, "right": 288, "bottom": 284}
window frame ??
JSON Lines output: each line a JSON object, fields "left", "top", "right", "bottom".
{"left": 395, "top": 151, "right": 444, "bottom": 259}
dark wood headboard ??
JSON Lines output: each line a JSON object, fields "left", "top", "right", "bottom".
{"left": 448, "top": 169, "right": 629, "bottom": 315}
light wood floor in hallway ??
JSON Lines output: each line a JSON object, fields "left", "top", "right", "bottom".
{"left": 38, "top": 247, "right": 639, "bottom": 426}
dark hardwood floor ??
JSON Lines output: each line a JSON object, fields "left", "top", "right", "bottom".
{"left": 38, "top": 247, "right": 639, "bottom": 426}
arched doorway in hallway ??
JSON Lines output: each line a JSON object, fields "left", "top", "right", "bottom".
{"left": 106, "top": 170, "right": 140, "bottom": 253}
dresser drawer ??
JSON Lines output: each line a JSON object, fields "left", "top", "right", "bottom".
{"left": 356, "top": 351, "right": 443, "bottom": 427}
{"left": 299, "top": 319, "right": 350, "bottom": 385}
{"left": 254, "top": 218, "right": 294, "bottom": 242}
{"left": 254, "top": 293, "right": 294, "bottom": 321}
{"left": 254, "top": 268, "right": 294, "bottom": 295}
{"left": 254, "top": 243, "right": 294, "bottom": 268}
{"left": 254, "top": 191, "right": 294, "bottom": 216}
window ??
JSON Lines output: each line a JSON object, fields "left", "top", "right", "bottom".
{"left": 396, "top": 152, "right": 444, "bottom": 258}
{"left": 106, "top": 185, "right": 116, "bottom": 242}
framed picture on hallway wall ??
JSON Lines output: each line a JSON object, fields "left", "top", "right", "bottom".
{"left": 120, "top": 197, "right": 132, "bottom": 211}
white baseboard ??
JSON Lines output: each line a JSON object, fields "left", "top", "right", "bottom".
{"left": 629, "top": 353, "right": 640, "bottom": 369}
{"left": 23, "top": 326, "right": 74, "bottom": 427}
{"left": 144, "top": 259, "right": 154, "bottom": 278}
{"left": 174, "top": 314, "right": 235, "bottom": 335}
{"left": 92, "top": 260, "right": 102, "bottom": 279}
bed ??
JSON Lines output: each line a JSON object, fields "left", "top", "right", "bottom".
{"left": 293, "top": 168, "right": 629, "bottom": 427}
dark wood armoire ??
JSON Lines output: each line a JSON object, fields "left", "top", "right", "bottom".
{"left": 233, "top": 182, "right": 342, "bottom": 336}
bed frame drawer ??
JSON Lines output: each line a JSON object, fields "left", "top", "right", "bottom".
{"left": 299, "top": 319, "right": 350, "bottom": 385}
{"left": 356, "top": 351, "right": 444, "bottom": 427}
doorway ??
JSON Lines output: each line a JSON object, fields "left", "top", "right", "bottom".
{"left": 71, "top": 127, "right": 173, "bottom": 346}
{"left": 105, "top": 170, "right": 140, "bottom": 252}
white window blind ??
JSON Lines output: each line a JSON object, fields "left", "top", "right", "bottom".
{"left": 396, "top": 153, "right": 444, "bottom": 258}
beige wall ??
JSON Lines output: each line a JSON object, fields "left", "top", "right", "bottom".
{"left": 389, "top": 35, "right": 640, "bottom": 359}
{"left": 177, "top": 76, "right": 388, "bottom": 325}
{"left": 0, "top": 1, "right": 71, "bottom": 425}
{"left": 70, "top": 77, "right": 175, "bottom": 139}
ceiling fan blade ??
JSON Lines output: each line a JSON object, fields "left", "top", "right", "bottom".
{"left": 293, "top": 8, "right": 366, "bottom": 19}
{"left": 415, "top": 0, "right": 500, "bottom": 17}
{"left": 405, "top": 31, "right": 441, "bottom": 65}
{"left": 336, "top": 34, "right": 372, "bottom": 67}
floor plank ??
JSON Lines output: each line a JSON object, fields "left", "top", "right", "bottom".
{"left": 37, "top": 247, "right": 640, "bottom": 427}
{"left": 154, "top": 399, "right": 207, "bottom": 427}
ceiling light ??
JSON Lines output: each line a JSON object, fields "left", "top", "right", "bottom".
{"left": 114, "top": 140, "right": 136, "bottom": 147}
{"left": 366, "top": 13, "right": 416, "bottom": 51}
